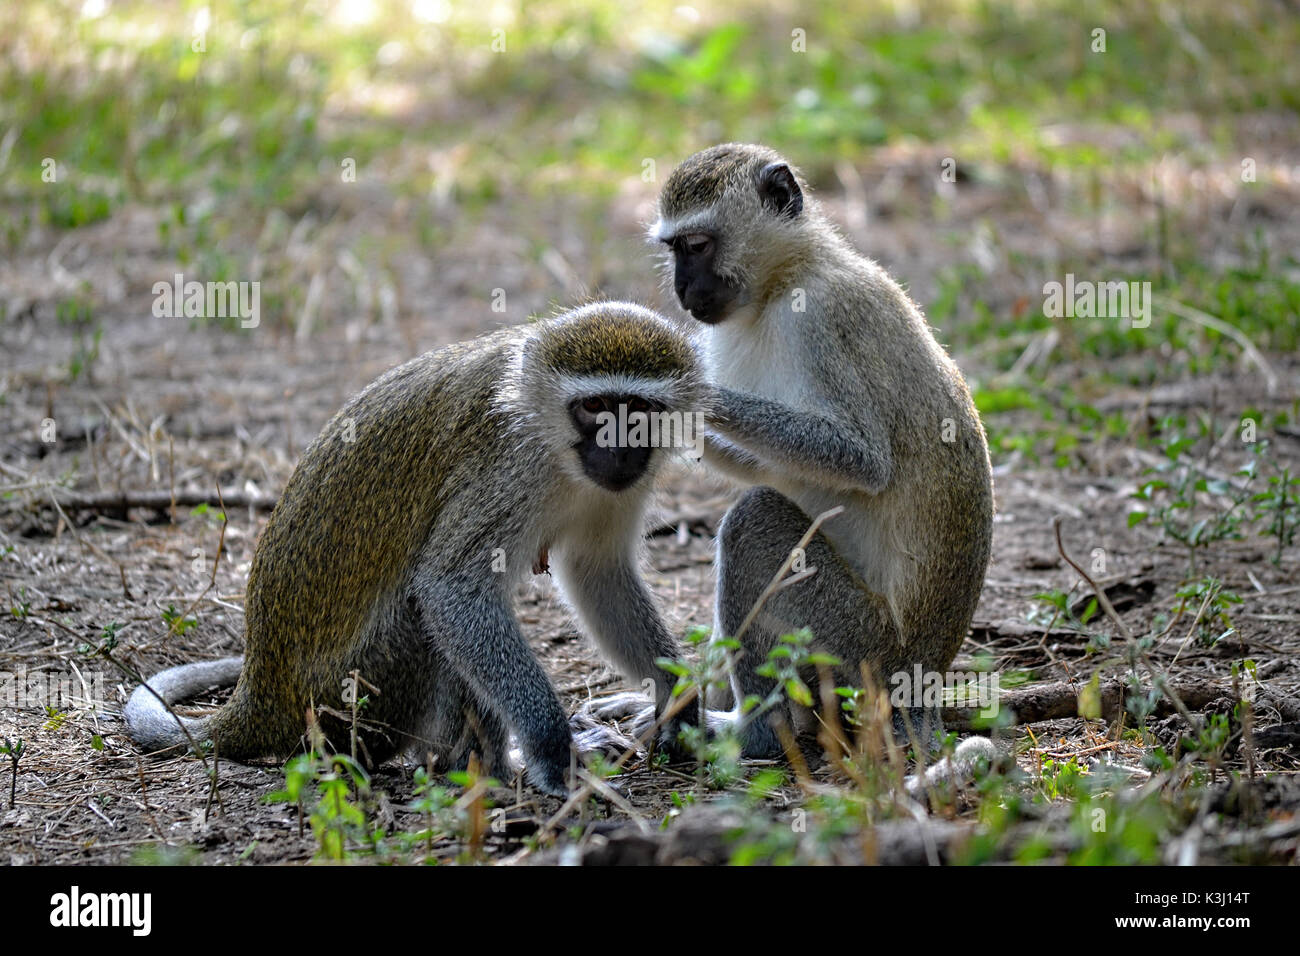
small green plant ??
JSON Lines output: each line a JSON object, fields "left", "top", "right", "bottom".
{"left": 657, "top": 625, "right": 735, "bottom": 731}
{"left": 9, "top": 587, "right": 30, "bottom": 619}
{"left": 266, "top": 751, "right": 376, "bottom": 862}
{"left": 1037, "top": 756, "right": 1086, "bottom": 801}
{"left": 42, "top": 706, "right": 70, "bottom": 732}
{"left": 1029, "top": 588, "right": 1107, "bottom": 651}
{"left": 657, "top": 626, "right": 745, "bottom": 790}
{"left": 161, "top": 604, "right": 198, "bottom": 635}
{"left": 1250, "top": 448, "right": 1300, "bottom": 564}
{"left": 660, "top": 789, "right": 698, "bottom": 830}
{"left": 754, "top": 629, "right": 841, "bottom": 717}
{"left": 1172, "top": 576, "right": 1242, "bottom": 647}
{"left": 1178, "top": 713, "right": 1233, "bottom": 775}
{"left": 1, "top": 737, "right": 24, "bottom": 809}
{"left": 1066, "top": 793, "right": 1169, "bottom": 865}
{"left": 57, "top": 297, "right": 102, "bottom": 383}
{"left": 78, "top": 620, "right": 122, "bottom": 656}
{"left": 401, "top": 764, "right": 500, "bottom": 862}
{"left": 189, "top": 502, "right": 226, "bottom": 526}
{"left": 130, "top": 844, "right": 202, "bottom": 865}
{"left": 403, "top": 766, "right": 461, "bottom": 859}
{"left": 1129, "top": 415, "right": 1257, "bottom": 576}
{"left": 658, "top": 628, "right": 838, "bottom": 791}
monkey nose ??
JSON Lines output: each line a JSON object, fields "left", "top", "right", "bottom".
{"left": 680, "top": 288, "right": 709, "bottom": 314}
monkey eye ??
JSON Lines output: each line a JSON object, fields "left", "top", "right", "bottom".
{"left": 628, "top": 397, "right": 650, "bottom": 413}
{"left": 681, "top": 233, "right": 713, "bottom": 256}
{"left": 581, "top": 397, "right": 605, "bottom": 414}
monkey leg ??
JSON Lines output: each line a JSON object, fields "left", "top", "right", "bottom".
{"left": 329, "top": 608, "right": 433, "bottom": 767}
{"left": 339, "top": 606, "right": 511, "bottom": 780}
{"left": 423, "top": 641, "right": 513, "bottom": 781}
{"left": 411, "top": 573, "right": 572, "bottom": 795}
{"left": 716, "top": 486, "right": 931, "bottom": 758}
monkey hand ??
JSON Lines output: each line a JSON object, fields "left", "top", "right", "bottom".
{"left": 523, "top": 753, "right": 571, "bottom": 797}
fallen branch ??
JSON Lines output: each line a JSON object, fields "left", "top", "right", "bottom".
{"left": 942, "top": 678, "right": 1228, "bottom": 730}
{"left": 47, "top": 488, "right": 278, "bottom": 516}
{"left": 1154, "top": 296, "right": 1280, "bottom": 395}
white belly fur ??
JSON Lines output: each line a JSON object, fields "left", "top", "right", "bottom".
{"left": 704, "top": 323, "right": 898, "bottom": 596}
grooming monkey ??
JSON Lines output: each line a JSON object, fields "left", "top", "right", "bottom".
{"left": 125, "top": 303, "right": 704, "bottom": 795}
{"left": 651, "top": 144, "right": 994, "bottom": 767}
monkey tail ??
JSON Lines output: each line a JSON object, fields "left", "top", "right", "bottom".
{"left": 905, "top": 736, "right": 997, "bottom": 797}
{"left": 123, "top": 657, "right": 244, "bottom": 753}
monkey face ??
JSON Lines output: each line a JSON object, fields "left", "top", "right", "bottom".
{"left": 667, "top": 232, "right": 742, "bottom": 324}
{"left": 568, "top": 394, "right": 663, "bottom": 492}
{"left": 656, "top": 154, "right": 805, "bottom": 325}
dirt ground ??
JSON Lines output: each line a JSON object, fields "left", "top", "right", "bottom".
{"left": 2, "top": 150, "right": 1299, "bottom": 865}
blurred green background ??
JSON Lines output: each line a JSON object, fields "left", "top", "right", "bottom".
{"left": 4, "top": 0, "right": 1297, "bottom": 210}
{"left": 3, "top": 0, "right": 1298, "bottom": 465}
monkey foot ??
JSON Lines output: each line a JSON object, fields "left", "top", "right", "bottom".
{"left": 570, "top": 718, "right": 639, "bottom": 760}
{"left": 580, "top": 691, "right": 653, "bottom": 723}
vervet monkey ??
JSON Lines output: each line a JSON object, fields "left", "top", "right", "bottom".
{"left": 125, "top": 303, "right": 705, "bottom": 795}
{"left": 651, "top": 144, "right": 994, "bottom": 761}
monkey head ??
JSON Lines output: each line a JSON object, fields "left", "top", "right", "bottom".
{"left": 650, "top": 143, "right": 809, "bottom": 324}
{"left": 504, "top": 301, "right": 706, "bottom": 494}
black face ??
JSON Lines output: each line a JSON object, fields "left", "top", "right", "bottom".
{"left": 667, "top": 232, "right": 741, "bottom": 324}
{"left": 569, "top": 394, "right": 663, "bottom": 492}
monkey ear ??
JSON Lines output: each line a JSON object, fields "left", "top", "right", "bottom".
{"left": 757, "top": 162, "right": 803, "bottom": 219}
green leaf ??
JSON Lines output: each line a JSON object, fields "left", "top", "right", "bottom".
{"left": 1077, "top": 673, "right": 1102, "bottom": 719}
{"left": 786, "top": 678, "right": 812, "bottom": 707}
{"left": 805, "top": 652, "right": 842, "bottom": 667}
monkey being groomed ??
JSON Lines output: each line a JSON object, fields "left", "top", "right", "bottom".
{"left": 125, "top": 302, "right": 705, "bottom": 795}
{"left": 651, "top": 144, "right": 995, "bottom": 773}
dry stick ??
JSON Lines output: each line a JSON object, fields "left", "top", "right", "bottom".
{"left": 134, "top": 757, "right": 165, "bottom": 840}
{"left": 1051, "top": 517, "right": 1202, "bottom": 735}
{"left": 67, "top": 659, "right": 100, "bottom": 736}
{"left": 3, "top": 738, "right": 21, "bottom": 810}
{"left": 203, "top": 737, "right": 224, "bottom": 820}
{"left": 814, "top": 662, "right": 850, "bottom": 764}
{"left": 52, "top": 488, "right": 278, "bottom": 515}
{"left": 27, "top": 616, "right": 83, "bottom": 642}
{"left": 344, "top": 670, "right": 383, "bottom": 763}
{"left": 1039, "top": 740, "right": 1121, "bottom": 760}
{"left": 167, "top": 435, "right": 177, "bottom": 525}
{"left": 90, "top": 395, "right": 150, "bottom": 464}
{"left": 575, "top": 768, "right": 650, "bottom": 834}
{"left": 541, "top": 506, "right": 846, "bottom": 837}
{"left": 1233, "top": 667, "right": 1257, "bottom": 783}
{"left": 944, "top": 679, "right": 1225, "bottom": 727}
{"left": 45, "top": 491, "right": 124, "bottom": 584}
{"left": 1168, "top": 584, "right": 1217, "bottom": 669}
{"left": 168, "top": 480, "right": 229, "bottom": 640}
{"left": 1154, "top": 296, "right": 1280, "bottom": 396}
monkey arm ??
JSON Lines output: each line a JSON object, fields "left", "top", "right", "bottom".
{"left": 702, "top": 433, "right": 780, "bottom": 486}
{"left": 708, "top": 386, "right": 892, "bottom": 494}
{"left": 553, "top": 548, "right": 685, "bottom": 728}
